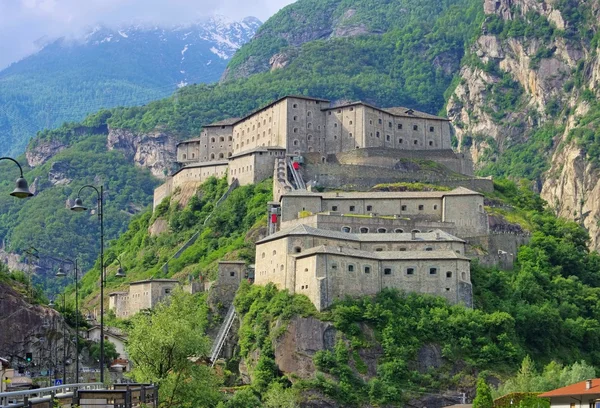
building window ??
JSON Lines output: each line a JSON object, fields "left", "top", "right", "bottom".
{"left": 401, "top": 205, "right": 407, "bottom": 211}
{"left": 406, "top": 267, "right": 415, "bottom": 275}
{"left": 307, "top": 111, "right": 312, "bottom": 117}
{"left": 462, "top": 272, "right": 467, "bottom": 280}
{"left": 342, "top": 226, "right": 351, "bottom": 233}
{"left": 398, "top": 123, "right": 403, "bottom": 130}
{"left": 413, "top": 125, "right": 418, "bottom": 131}
{"left": 293, "top": 139, "right": 299, "bottom": 146}
{"left": 308, "top": 123, "right": 312, "bottom": 129}
{"left": 165, "top": 288, "right": 171, "bottom": 294}
{"left": 367, "top": 205, "right": 373, "bottom": 211}
{"left": 378, "top": 119, "right": 382, "bottom": 124}
{"left": 375, "top": 248, "right": 384, "bottom": 252}
{"left": 220, "top": 136, "right": 225, "bottom": 142}
{"left": 384, "top": 268, "right": 392, "bottom": 275}
{"left": 308, "top": 134, "right": 313, "bottom": 141}
{"left": 389, "top": 122, "right": 392, "bottom": 128}
{"left": 434, "top": 205, "right": 438, "bottom": 210}
{"left": 293, "top": 116, "right": 298, "bottom": 121}
{"left": 399, "top": 247, "right": 407, "bottom": 251}
{"left": 293, "top": 104, "right": 298, "bottom": 108}
{"left": 294, "top": 247, "right": 302, "bottom": 253}
{"left": 386, "top": 135, "right": 390, "bottom": 141}
{"left": 331, "top": 263, "right": 337, "bottom": 269}
{"left": 211, "top": 137, "right": 215, "bottom": 143}
{"left": 429, "top": 267, "right": 438, "bottom": 275}
{"left": 349, "top": 132, "right": 353, "bottom": 138}
{"left": 230, "top": 271, "right": 236, "bottom": 277}
{"left": 348, "top": 265, "right": 355, "bottom": 272}
{"left": 412, "top": 229, "right": 421, "bottom": 233}
{"left": 360, "top": 227, "right": 369, "bottom": 233}
{"left": 273, "top": 250, "right": 277, "bottom": 255}
{"left": 334, "top": 123, "right": 338, "bottom": 128}
{"left": 399, "top": 138, "right": 403, "bottom": 144}
{"left": 349, "top": 121, "right": 353, "bottom": 125}
{"left": 369, "top": 120, "right": 372, "bottom": 124}
{"left": 430, "top": 126, "right": 435, "bottom": 132}
{"left": 332, "top": 205, "right": 338, "bottom": 211}
{"left": 394, "top": 228, "right": 404, "bottom": 233}
{"left": 425, "top": 247, "right": 433, "bottom": 251}
{"left": 349, "top": 206, "right": 355, "bottom": 212}
{"left": 182, "top": 154, "right": 187, "bottom": 160}
{"left": 377, "top": 228, "right": 387, "bottom": 233}
{"left": 210, "top": 153, "right": 215, "bottom": 160}
{"left": 364, "top": 266, "right": 371, "bottom": 273}
{"left": 376, "top": 131, "right": 380, "bottom": 138}
{"left": 293, "top": 128, "right": 298, "bottom": 133}
{"left": 219, "top": 153, "right": 224, "bottom": 159}
{"left": 418, "top": 205, "right": 424, "bottom": 211}
{"left": 429, "top": 141, "right": 434, "bottom": 146}
{"left": 446, "top": 271, "right": 453, "bottom": 278}
{"left": 414, "top": 140, "right": 419, "bottom": 145}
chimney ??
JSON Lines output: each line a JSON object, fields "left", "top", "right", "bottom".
{"left": 411, "top": 230, "right": 416, "bottom": 240}
{"left": 586, "top": 380, "right": 593, "bottom": 390}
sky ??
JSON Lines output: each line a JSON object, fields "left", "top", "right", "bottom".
{"left": 0, "top": 0, "right": 296, "bottom": 69}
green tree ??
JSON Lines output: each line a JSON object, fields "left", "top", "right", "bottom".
{"left": 89, "top": 341, "right": 119, "bottom": 367}
{"left": 473, "top": 378, "right": 494, "bottom": 408}
{"left": 126, "top": 289, "right": 222, "bottom": 408}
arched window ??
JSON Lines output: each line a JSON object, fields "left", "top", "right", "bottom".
{"left": 360, "top": 227, "right": 369, "bottom": 233}
{"left": 220, "top": 137, "right": 225, "bottom": 142}
{"left": 191, "top": 153, "right": 195, "bottom": 159}
{"left": 341, "top": 226, "right": 351, "bottom": 233}
{"left": 411, "top": 229, "right": 420, "bottom": 233}
{"left": 273, "top": 250, "right": 277, "bottom": 256}
{"left": 262, "top": 252, "right": 265, "bottom": 258}
{"left": 377, "top": 228, "right": 387, "bottom": 233}
{"left": 461, "top": 272, "right": 467, "bottom": 280}
{"left": 307, "top": 134, "right": 313, "bottom": 141}
{"left": 219, "top": 153, "right": 224, "bottom": 159}
{"left": 307, "top": 111, "right": 312, "bottom": 117}
{"left": 210, "top": 153, "right": 215, "bottom": 160}
{"left": 293, "top": 140, "right": 299, "bottom": 146}
{"left": 211, "top": 137, "right": 216, "bottom": 143}
{"left": 182, "top": 154, "right": 187, "bottom": 160}
{"left": 394, "top": 229, "right": 404, "bottom": 233}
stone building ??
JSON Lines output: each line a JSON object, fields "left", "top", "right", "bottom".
{"left": 109, "top": 279, "right": 179, "bottom": 318}
{"left": 153, "top": 95, "right": 469, "bottom": 207}
{"left": 254, "top": 225, "right": 472, "bottom": 311}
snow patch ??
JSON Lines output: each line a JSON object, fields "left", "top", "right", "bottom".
{"left": 118, "top": 30, "right": 129, "bottom": 38}
{"left": 210, "top": 46, "right": 229, "bottom": 59}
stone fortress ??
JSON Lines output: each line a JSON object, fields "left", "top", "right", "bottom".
{"left": 151, "top": 95, "right": 523, "bottom": 311}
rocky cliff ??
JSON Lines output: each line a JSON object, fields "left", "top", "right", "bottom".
{"left": 106, "top": 127, "right": 178, "bottom": 179}
{"left": 448, "top": 0, "right": 600, "bottom": 248}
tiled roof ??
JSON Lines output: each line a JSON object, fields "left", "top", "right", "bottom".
{"left": 129, "top": 279, "right": 179, "bottom": 285}
{"left": 257, "top": 224, "right": 464, "bottom": 244}
{"left": 321, "top": 101, "right": 448, "bottom": 121}
{"left": 292, "top": 245, "right": 470, "bottom": 261}
{"left": 172, "top": 161, "right": 228, "bottom": 176}
{"left": 230, "top": 146, "right": 286, "bottom": 159}
{"left": 539, "top": 380, "right": 600, "bottom": 397}
{"left": 282, "top": 187, "right": 481, "bottom": 200}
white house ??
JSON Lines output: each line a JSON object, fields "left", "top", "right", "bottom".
{"left": 539, "top": 379, "right": 600, "bottom": 408}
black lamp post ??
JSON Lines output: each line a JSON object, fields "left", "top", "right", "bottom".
{"left": 56, "top": 258, "right": 79, "bottom": 383}
{"left": 0, "top": 157, "right": 33, "bottom": 198}
{"left": 70, "top": 185, "right": 105, "bottom": 382}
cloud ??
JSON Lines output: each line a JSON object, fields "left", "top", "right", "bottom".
{"left": 0, "top": 0, "right": 296, "bottom": 69}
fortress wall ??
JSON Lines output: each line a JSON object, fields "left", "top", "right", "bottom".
{"left": 229, "top": 149, "right": 285, "bottom": 186}
{"left": 153, "top": 178, "right": 173, "bottom": 209}
{"left": 255, "top": 238, "right": 290, "bottom": 289}
{"left": 466, "top": 233, "right": 530, "bottom": 270}
{"left": 280, "top": 214, "right": 457, "bottom": 237}
{"left": 304, "top": 163, "right": 493, "bottom": 193}
{"left": 443, "top": 195, "right": 489, "bottom": 236}
{"left": 296, "top": 253, "right": 471, "bottom": 311}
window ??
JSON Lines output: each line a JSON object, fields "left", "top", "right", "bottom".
{"left": 349, "top": 206, "right": 355, "bottom": 212}
{"left": 429, "top": 141, "right": 434, "bottom": 146}
{"left": 446, "top": 271, "right": 453, "bottom": 278}
{"left": 308, "top": 123, "right": 312, "bottom": 129}
{"left": 364, "top": 266, "right": 371, "bottom": 274}
{"left": 430, "top": 126, "right": 435, "bottom": 132}
{"left": 342, "top": 226, "right": 351, "bottom": 233}
{"left": 389, "top": 122, "right": 392, "bottom": 128}
{"left": 412, "top": 229, "right": 421, "bottom": 233}
{"left": 334, "top": 123, "right": 338, "bottom": 128}
{"left": 308, "top": 134, "right": 313, "bottom": 141}
{"left": 367, "top": 205, "right": 373, "bottom": 211}
{"left": 230, "top": 271, "right": 236, "bottom": 277}
{"left": 307, "top": 111, "right": 312, "bottom": 117}
{"left": 418, "top": 205, "right": 424, "bottom": 211}
{"left": 293, "top": 140, "right": 299, "bottom": 146}
{"left": 375, "top": 248, "right": 384, "bottom": 252}
{"left": 262, "top": 252, "right": 265, "bottom": 258}
{"left": 293, "top": 104, "right": 298, "bottom": 108}
{"left": 332, "top": 206, "right": 338, "bottom": 211}
{"left": 399, "top": 138, "right": 403, "bottom": 144}
{"left": 394, "top": 229, "right": 404, "bottom": 233}
{"left": 294, "top": 247, "right": 302, "bottom": 253}
{"left": 349, "top": 121, "right": 353, "bottom": 125}
{"left": 429, "top": 267, "right": 438, "bottom": 275}
{"left": 293, "top": 116, "right": 298, "bottom": 121}
{"left": 211, "top": 137, "right": 215, "bottom": 143}
{"left": 348, "top": 265, "right": 355, "bottom": 272}
{"left": 462, "top": 272, "right": 467, "bottom": 280}
{"left": 182, "top": 154, "right": 187, "bottom": 159}
{"left": 331, "top": 263, "right": 337, "bottom": 269}
{"left": 293, "top": 128, "right": 298, "bottom": 133}
{"left": 406, "top": 268, "right": 415, "bottom": 275}
{"left": 360, "top": 227, "right": 369, "bottom": 233}
{"left": 272, "top": 250, "right": 277, "bottom": 255}
{"left": 210, "top": 153, "right": 215, "bottom": 160}
{"left": 425, "top": 247, "right": 433, "bottom": 251}
{"left": 386, "top": 135, "right": 390, "bottom": 141}
{"left": 413, "top": 125, "right": 418, "bottom": 131}
{"left": 398, "top": 123, "right": 403, "bottom": 130}
{"left": 401, "top": 205, "right": 407, "bottom": 211}
{"left": 414, "top": 140, "right": 419, "bottom": 145}
{"left": 384, "top": 268, "right": 392, "bottom": 275}
{"left": 349, "top": 132, "right": 353, "bottom": 138}
{"left": 369, "top": 120, "right": 373, "bottom": 125}
{"left": 378, "top": 119, "right": 382, "bottom": 124}
{"left": 434, "top": 205, "right": 438, "bottom": 210}
{"left": 377, "top": 228, "right": 387, "bottom": 233}
{"left": 220, "top": 136, "right": 225, "bottom": 142}
{"left": 376, "top": 131, "right": 380, "bottom": 138}
{"left": 165, "top": 288, "right": 171, "bottom": 294}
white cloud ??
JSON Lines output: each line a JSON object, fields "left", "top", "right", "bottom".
{"left": 0, "top": 0, "right": 297, "bottom": 69}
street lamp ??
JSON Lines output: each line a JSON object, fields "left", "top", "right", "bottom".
{"left": 55, "top": 258, "right": 79, "bottom": 383}
{"left": 70, "top": 185, "right": 124, "bottom": 382}
{"left": 0, "top": 157, "right": 33, "bottom": 198}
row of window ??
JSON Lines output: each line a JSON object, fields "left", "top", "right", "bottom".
{"left": 341, "top": 226, "right": 425, "bottom": 234}
{"left": 330, "top": 204, "right": 439, "bottom": 212}
{"left": 338, "top": 264, "right": 454, "bottom": 277}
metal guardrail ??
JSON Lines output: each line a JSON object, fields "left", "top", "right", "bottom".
{"left": 0, "top": 382, "right": 101, "bottom": 407}
{"left": 0, "top": 383, "right": 158, "bottom": 408}
{"left": 210, "top": 303, "right": 237, "bottom": 367}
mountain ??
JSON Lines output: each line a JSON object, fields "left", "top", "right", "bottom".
{"left": 0, "top": 16, "right": 261, "bottom": 156}
{"left": 446, "top": 0, "right": 600, "bottom": 249}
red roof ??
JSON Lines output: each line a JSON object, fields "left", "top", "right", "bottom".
{"left": 539, "top": 379, "right": 600, "bottom": 397}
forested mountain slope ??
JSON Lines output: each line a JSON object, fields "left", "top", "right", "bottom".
{"left": 0, "top": 16, "right": 260, "bottom": 156}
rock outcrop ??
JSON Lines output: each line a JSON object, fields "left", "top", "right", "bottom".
{"left": 26, "top": 139, "right": 68, "bottom": 167}
{"left": 106, "top": 127, "right": 178, "bottom": 179}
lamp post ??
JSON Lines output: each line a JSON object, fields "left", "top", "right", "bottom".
{"left": 70, "top": 184, "right": 105, "bottom": 382}
{"left": 0, "top": 157, "right": 33, "bottom": 198}
{"left": 56, "top": 258, "right": 79, "bottom": 383}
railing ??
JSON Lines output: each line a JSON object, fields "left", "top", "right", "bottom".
{"left": 0, "top": 382, "right": 101, "bottom": 407}
{"left": 1, "top": 383, "right": 158, "bottom": 408}
{"left": 286, "top": 158, "right": 306, "bottom": 190}
{"left": 209, "top": 304, "right": 237, "bottom": 367}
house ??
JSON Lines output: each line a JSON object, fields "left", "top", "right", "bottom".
{"left": 86, "top": 326, "right": 129, "bottom": 370}
{"left": 539, "top": 379, "right": 600, "bottom": 408}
